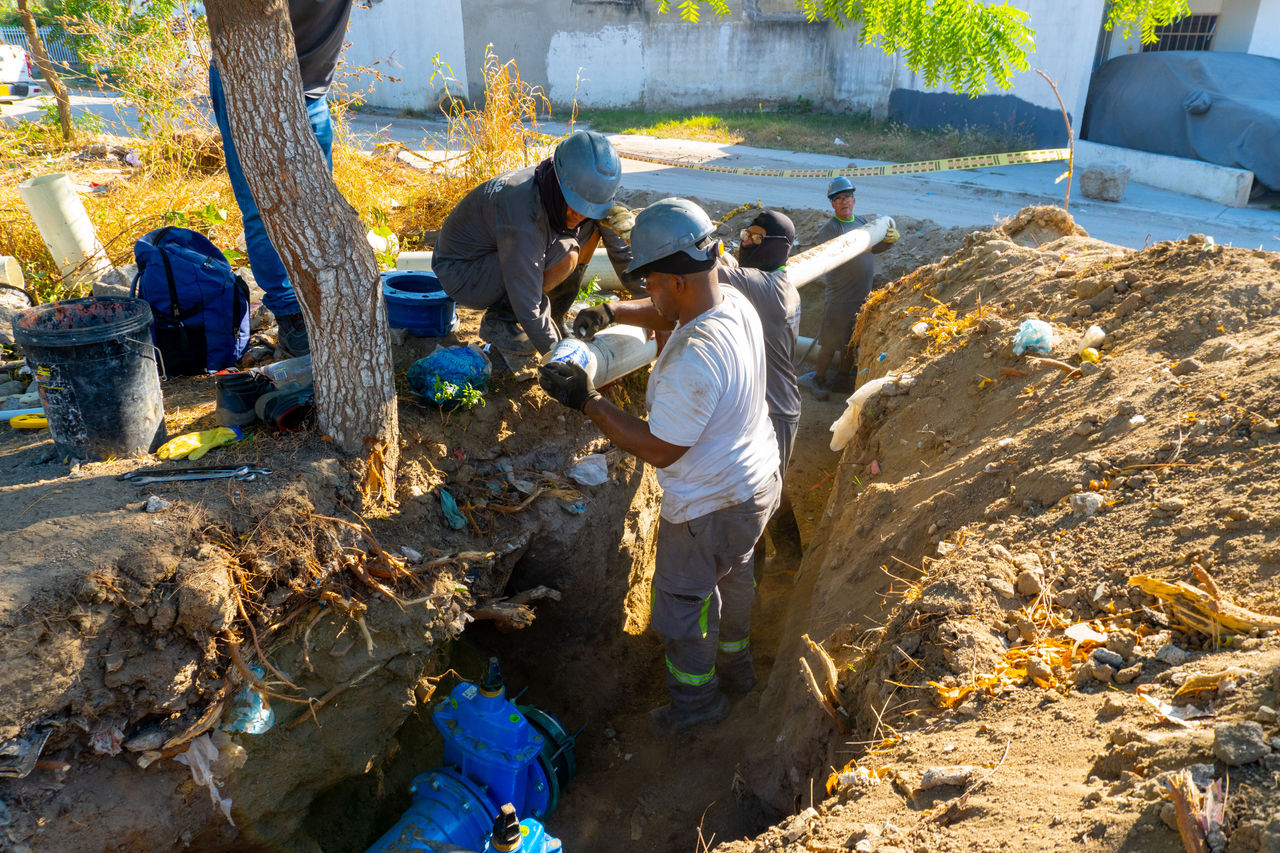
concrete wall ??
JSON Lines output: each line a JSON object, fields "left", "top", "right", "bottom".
{"left": 1248, "top": 0, "right": 1280, "bottom": 56}
{"left": 345, "top": 0, "right": 469, "bottom": 112}
{"left": 340, "top": 0, "right": 1269, "bottom": 145}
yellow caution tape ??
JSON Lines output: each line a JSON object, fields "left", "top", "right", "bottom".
{"left": 616, "top": 146, "right": 1070, "bottom": 179}
{"left": 533, "top": 131, "right": 1068, "bottom": 179}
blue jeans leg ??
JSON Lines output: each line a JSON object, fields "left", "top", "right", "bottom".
{"left": 209, "top": 64, "right": 334, "bottom": 317}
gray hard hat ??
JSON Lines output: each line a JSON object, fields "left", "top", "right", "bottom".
{"left": 553, "top": 131, "right": 622, "bottom": 219}
{"left": 827, "top": 176, "right": 855, "bottom": 198}
{"left": 625, "top": 198, "right": 717, "bottom": 274}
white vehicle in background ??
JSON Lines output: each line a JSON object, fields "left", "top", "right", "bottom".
{"left": 0, "top": 36, "right": 46, "bottom": 103}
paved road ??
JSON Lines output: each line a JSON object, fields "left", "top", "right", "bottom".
{"left": 6, "top": 90, "right": 1279, "bottom": 252}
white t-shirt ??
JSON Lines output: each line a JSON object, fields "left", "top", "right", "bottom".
{"left": 647, "top": 287, "right": 779, "bottom": 523}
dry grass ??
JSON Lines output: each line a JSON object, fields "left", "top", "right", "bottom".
{"left": 395, "top": 48, "right": 557, "bottom": 244}
{"left": 580, "top": 106, "right": 1036, "bottom": 162}
{"left": 1, "top": 47, "right": 555, "bottom": 304}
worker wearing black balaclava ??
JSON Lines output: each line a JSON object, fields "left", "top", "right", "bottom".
{"left": 722, "top": 210, "right": 804, "bottom": 572}
{"left": 737, "top": 210, "right": 796, "bottom": 272}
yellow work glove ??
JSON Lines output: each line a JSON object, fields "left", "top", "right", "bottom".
{"left": 600, "top": 202, "right": 636, "bottom": 244}
{"left": 883, "top": 225, "right": 901, "bottom": 245}
{"left": 156, "top": 427, "right": 245, "bottom": 461}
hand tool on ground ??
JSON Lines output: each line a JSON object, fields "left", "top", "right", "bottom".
{"left": 119, "top": 464, "right": 272, "bottom": 485}
{"left": 8, "top": 413, "right": 47, "bottom": 429}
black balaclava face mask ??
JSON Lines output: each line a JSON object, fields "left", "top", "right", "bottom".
{"left": 533, "top": 157, "right": 576, "bottom": 236}
{"left": 737, "top": 210, "right": 795, "bottom": 271}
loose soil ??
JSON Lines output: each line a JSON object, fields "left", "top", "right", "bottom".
{"left": 2, "top": 194, "right": 1278, "bottom": 853}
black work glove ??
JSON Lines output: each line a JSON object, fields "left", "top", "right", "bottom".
{"left": 573, "top": 303, "right": 614, "bottom": 341}
{"left": 538, "top": 362, "right": 599, "bottom": 412}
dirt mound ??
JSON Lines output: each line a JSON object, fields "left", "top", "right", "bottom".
{"left": 731, "top": 208, "right": 1280, "bottom": 851}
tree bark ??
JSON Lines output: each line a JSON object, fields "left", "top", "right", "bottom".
{"left": 205, "top": 0, "right": 398, "bottom": 497}
{"left": 16, "top": 0, "right": 72, "bottom": 141}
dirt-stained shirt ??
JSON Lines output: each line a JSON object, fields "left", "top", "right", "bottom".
{"left": 434, "top": 166, "right": 564, "bottom": 353}
{"left": 646, "top": 287, "right": 778, "bottom": 523}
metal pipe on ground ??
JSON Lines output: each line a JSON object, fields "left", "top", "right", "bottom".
{"left": 552, "top": 216, "right": 891, "bottom": 386}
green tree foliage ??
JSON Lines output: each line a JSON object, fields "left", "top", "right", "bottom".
{"left": 659, "top": 0, "right": 1191, "bottom": 97}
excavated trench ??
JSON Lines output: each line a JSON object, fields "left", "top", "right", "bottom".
{"left": 289, "top": 451, "right": 797, "bottom": 853}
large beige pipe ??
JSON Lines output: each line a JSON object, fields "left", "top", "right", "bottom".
{"left": 553, "top": 216, "right": 890, "bottom": 385}
{"left": 17, "top": 173, "right": 117, "bottom": 293}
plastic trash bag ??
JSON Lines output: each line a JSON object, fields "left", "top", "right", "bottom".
{"left": 569, "top": 454, "right": 609, "bottom": 486}
{"left": 440, "top": 488, "right": 467, "bottom": 530}
{"left": 829, "top": 375, "right": 899, "bottom": 452}
{"left": 223, "top": 667, "right": 274, "bottom": 734}
{"left": 175, "top": 735, "right": 234, "bottom": 825}
{"left": 1012, "top": 319, "right": 1054, "bottom": 356}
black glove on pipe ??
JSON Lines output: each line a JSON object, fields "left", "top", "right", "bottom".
{"left": 538, "top": 362, "right": 600, "bottom": 412}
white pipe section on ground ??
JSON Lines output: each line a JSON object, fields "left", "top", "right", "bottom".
{"left": 1, "top": 256, "right": 24, "bottom": 291}
{"left": 549, "top": 216, "right": 890, "bottom": 386}
{"left": 17, "top": 174, "right": 117, "bottom": 293}
{"left": 395, "top": 251, "right": 434, "bottom": 272}
{"left": 585, "top": 253, "right": 624, "bottom": 291}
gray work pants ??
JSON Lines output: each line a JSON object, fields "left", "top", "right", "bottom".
{"left": 650, "top": 471, "right": 781, "bottom": 711}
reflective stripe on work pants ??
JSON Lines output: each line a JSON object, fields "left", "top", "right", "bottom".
{"left": 649, "top": 473, "right": 779, "bottom": 712}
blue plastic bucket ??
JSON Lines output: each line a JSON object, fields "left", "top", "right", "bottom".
{"left": 381, "top": 270, "right": 458, "bottom": 337}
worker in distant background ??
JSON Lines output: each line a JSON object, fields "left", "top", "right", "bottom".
{"left": 433, "top": 130, "right": 632, "bottom": 356}
{"left": 210, "top": 0, "right": 355, "bottom": 358}
{"left": 546, "top": 198, "right": 780, "bottom": 734}
{"left": 717, "top": 210, "right": 804, "bottom": 570}
{"left": 803, "top": 176, "right": 899, "bottom": 400}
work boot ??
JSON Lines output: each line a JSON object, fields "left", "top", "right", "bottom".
{"left": 718, "top": 662, "right": 758, "bottom": 696}
{"left": 215, "top": 372, "right": 273, "bottom": 427}
{"left": 479, "top": 311, "right": 536, "bottom": 356}
{"left": 767, "top": 507, "right": 805, "bottom": 569}
{"left": 275, "top": 312, "right": 310, "bottom": 358}
{"left": 649, "top": 692, "right": 731, "bottom": 736}
{"left": 810, "top": 372, "right": 831, "bottom": 402}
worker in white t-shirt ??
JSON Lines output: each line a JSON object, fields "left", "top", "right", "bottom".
{"left": 539, "top": 198, "right": 780, "bottom": 735}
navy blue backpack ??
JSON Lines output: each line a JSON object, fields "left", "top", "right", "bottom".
{"left": 131, "top": 226, "right": 250, "bottom": 375}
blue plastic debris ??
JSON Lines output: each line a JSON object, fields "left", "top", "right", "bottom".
{"left": 1012, "top": 318, "right": 1055, "bottom": 356}
{"left": 560, "top": 499, "right": 586, "bottom": 515}
{"left": 440, "top": 488, "right": 467, "bottom": 530}
{"left": 223, "top": 666, "right": 275, "bottom": 734}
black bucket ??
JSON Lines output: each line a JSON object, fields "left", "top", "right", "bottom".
{"left": 12, "top": 297, "right": 166, "bottom": 460}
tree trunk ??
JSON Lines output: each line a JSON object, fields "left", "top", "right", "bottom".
{"left": 205, "top": 0, "right": 398, "bottom": 497}
{"left": 16, "top": 0, "right": 72, "bottom": 141}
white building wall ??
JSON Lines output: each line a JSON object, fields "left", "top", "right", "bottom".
{"left": 1247, "top": 0, "right": 1280, "bottom": 56}
{"left": 343, "top": 0, "right": 469, "bottom": 112}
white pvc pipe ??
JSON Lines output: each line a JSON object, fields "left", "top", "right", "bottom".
{"left": 17, "top": 174, "right": 117, "bottom": 293}
{"left": 787, "top": 215, "right": 891, "bottom": 290}
{"left": 585, "top": 253, "right": 624, "bottom": 291}
{"left": 1, "top": 256, "right": 24, "bottom": 291}
{"left": 395, "top": 250, "right": 434, "bottom": 272}
{"left": 563, "top": 216, "right": 890, "bottom": 385}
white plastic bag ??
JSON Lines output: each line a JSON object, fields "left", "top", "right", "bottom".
{"left": 569, "top": 454, "right": 609, "bottom": 486}
{"left": 829, "top": 375, "right": 900, "bottom": 452}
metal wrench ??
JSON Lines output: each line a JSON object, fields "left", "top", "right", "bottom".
{"left": 119, "top": 465, "right": 273, "bottom": 485}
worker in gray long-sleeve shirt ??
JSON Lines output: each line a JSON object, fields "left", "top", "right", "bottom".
{"left": 433, "top": 131, "right": 629, "bottom": 356}
{"left": 718, "top": 210, "right": 804, "bottom": 569}
{"left": 805, "top": 176, "right": 899, "bottom": 400}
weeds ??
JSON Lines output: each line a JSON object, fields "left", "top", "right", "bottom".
{"left": 579, "top": 106, "right": 1034, "bottom": 162}
{"left": 396, "top": 47, "right": 554, "bottom": 243}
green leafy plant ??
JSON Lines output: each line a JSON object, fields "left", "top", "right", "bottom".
{"left": 576, "top": 275, "right": 610, "bottom": 306}
{"left": 431, "top": 377, "right": 486, "bottom": 410}
{"left": 163, "top": 201, "right": 227, "bottom": 230}
{"left": 658, "top": 0, "right": 1192, "bottom": 97}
